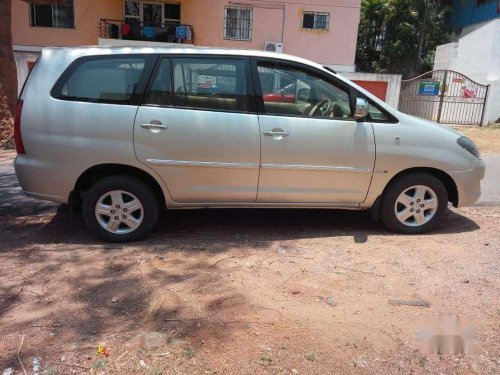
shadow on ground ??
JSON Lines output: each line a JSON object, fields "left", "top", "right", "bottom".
{"left": 0, "top": 203, "right": 481, "bottom": 252}
{"left": 0, "top": 204, "right": 485, "bottom": 373}
{"left": 0, "top": 171, "right": 57, "bottom": 217}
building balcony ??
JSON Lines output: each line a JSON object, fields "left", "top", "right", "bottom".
{"left": 98, "top": 18, "right": 193, "bottom": 45}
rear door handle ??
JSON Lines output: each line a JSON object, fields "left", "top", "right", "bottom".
{"left": 141, "top": 123, "right": 168, "bottom": 130}
{"left": 263, "top": 130, "right": 289, "bottom": 137}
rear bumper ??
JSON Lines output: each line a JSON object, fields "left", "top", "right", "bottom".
{"left": 14, "top": 155, "right": 69, "bottom": 204}
{"left": 449, "top": 158, "right": 485, "bottom": 207}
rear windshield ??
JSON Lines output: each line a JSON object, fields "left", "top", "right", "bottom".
{"left": 51, "top": 55, "right": 154, "bottom": 104}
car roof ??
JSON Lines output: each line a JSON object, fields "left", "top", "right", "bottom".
{"left": 42, "top": 45, "right": 326, "bottom": 70}
{"left": 38, "top": 45, "right": 399, "bottom": 116}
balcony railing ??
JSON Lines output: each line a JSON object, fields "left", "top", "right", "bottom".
{"left": 98, "top": 18, "right": 193, "bottom": 44}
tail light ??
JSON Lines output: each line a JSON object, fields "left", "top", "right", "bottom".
{"left": 14, "top": 99, "right": 26, "bottom": 154}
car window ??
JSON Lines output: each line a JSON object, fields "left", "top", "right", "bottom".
{"left": 257, "top": 62, "right": 352, "bottom": 119}
{"left": 143, "top": 58, "right": 172, "bottom": 106}
{"left": 57, "top": 57, "right": 146, "bottom": 103}
{"left": 172, "top": 57, "right": 250, "bottom": 112}
{"left": 368, "top": 101, "right": 391, "bottom": 122}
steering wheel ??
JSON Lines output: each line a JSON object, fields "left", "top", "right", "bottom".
{"left": 312, "top": 99, "right": 332, "bottom": 117}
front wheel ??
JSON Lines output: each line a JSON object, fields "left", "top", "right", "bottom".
{"left": 82, "top": 175, "right": 159, "bottom": 242}
{"left": 380, "top": 173, "right": 448, "bottom": 234}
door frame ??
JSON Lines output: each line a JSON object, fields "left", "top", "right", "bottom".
{"left": 135, "top": 53, "right": 262, "bottom": 204}
{"left": 249, "top": 56, "right": 357, "bottom": 118}
{"left": 132, "top": 53, "right": 397, "bottom": 208}
{"left": 250, "top": 56, "right": 399, "bottom": 125}
{"left": 249, "top": 56, "right": 380, "bottom": 204}
{"left": 139, "top": 53, "right": 259, "bottom": 114}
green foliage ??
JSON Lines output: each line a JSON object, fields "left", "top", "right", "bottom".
{"left": 356, "top": 0, "right": 450, "bottom": 78}
{"left": 182, "top": 347, "right": 195, "bottom": 359}
{"left": 93, "top": 359, "right": 107, "bottom": 369}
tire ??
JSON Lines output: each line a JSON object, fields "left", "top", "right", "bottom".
{"left": 380, "top": 173, "right": 448, "bottom": 234}
{"left": 82, "top": 175, "right": 159, "bottom": 242}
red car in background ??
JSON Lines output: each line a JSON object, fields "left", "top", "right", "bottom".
{"left": 263, "top": 83, "right": 296, "bottom": 103}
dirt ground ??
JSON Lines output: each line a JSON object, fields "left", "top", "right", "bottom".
{"left": 454, "top": 124, "right": 500, "bottom": 154}
{"left": 1, "top": 179, "right": 499, "bottom": 373}
{"left": 1, "top": 125, "right": 499, "bottom": 374}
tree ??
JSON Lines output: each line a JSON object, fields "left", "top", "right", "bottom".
{"left": 355, "top": 0, "right": 450, "bottom": 78}
{"left": 0, "top": 0, "right": 59, "bottom": 148}
{"left": 0, "top": 0, "right": 17, "bottom": 116}
{"left": 356, "top": 0, "right": 388, "bottom": 73}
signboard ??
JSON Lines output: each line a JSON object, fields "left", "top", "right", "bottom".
{"left": 462, "top": 85, "right": 476, "bottom": 98}
{"left": 197, "top": 75, "right": 217, "bottom": 89}
{"left": 418, "top": 80, "right": 440, "bottom": 96}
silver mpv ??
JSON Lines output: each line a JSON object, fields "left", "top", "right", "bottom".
{"left": 14, "top": 47, "right": 485, "bottom": 242}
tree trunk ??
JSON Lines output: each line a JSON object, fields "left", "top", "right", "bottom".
{"left": 0, "top": 0, "right": 17, "bottom": 116}
{"left": 0, "top": 0, "right": 16, "bottom": 149}
{"left": 417, "top": 0, "right": 428, "bottom": 73}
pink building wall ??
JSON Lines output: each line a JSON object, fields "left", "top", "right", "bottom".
{"left": 182, "top": 0, "right": 360, "bottom": 67}
{"left": 283, "top": 2, "right": 360, "bottom": 66}
{"left": 12, "top": 0, "right": 122, "bottom": 47}
{"left": 12, "top": 0, "right": 360, "bottom": 67}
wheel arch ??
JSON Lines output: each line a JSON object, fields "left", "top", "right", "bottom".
{"left": 383, "top": 167, "right": 459, "bottom": 207}
{"left": 70, "top": 164, "right": 167, "bottom": 210}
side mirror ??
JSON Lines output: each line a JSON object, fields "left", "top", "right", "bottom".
{"left": 297, "top": 88, "right": 310, "bottom": 102}
{"left": 354, "top": 98, "right": 369, "bottom": 120}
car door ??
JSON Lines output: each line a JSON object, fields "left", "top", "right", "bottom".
{"left": 253, "top": 59, "right": 375, "bottom": 204}
{"left": 134, "top": 56, "right": 260, "bottom": 203}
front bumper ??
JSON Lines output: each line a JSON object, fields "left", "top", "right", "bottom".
{"left": 449, "top": 158, "right": 485, "bottom": 207}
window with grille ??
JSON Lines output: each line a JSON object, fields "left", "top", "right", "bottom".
{"left": 124, "top": 2, "right": 181, "bottom": 26}
{"left": 302, "top": 12, "right": 330, "bottom": 30}
{"left": 224, "top": 6, "right": 253, "bottom": 41}
{"left": 29, "top": 0, "right": 74, "bottom": 29}
{"left": 164, "top": 3, "right": 181, "bottom": 24}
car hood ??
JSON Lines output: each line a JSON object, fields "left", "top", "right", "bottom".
{"left": 403, "top": 113, "right": 463, "bottom": 137}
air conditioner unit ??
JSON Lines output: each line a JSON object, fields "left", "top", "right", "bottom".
{"left": 264, "top": 42, "right": 284, "bottom": 53}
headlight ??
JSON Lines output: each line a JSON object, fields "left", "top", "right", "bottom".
{"left": 457, "top": 136, "right": 480, "bottom": 158}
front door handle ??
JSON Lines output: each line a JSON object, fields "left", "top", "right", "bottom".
{"left": 141, "top": 123, "right": 168, "bottom": 130}
{"left": 263, "top": 130, "right": 289, "bottom": 137}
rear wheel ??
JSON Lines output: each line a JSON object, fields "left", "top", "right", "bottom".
{"left": 380, "top": 173, "right": 448, "bottom": 234}
{"left": 82, "top": 175, "right": 159, "bottom": 242}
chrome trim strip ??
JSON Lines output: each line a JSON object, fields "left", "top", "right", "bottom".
{"left": 146, "top": 159, "right": 258, "bottom": 169}
{"left": 168, "top": 202, "right": 362, "bottom": 209}
{"left": 146, "top": 159, "right": 371, "bottom": 173}
{"left": 261, "top": 163, "right": 372, "bottom": 173}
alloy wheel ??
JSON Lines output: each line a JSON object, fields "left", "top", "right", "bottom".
{"left": 95, "top": 190, "right": 144, "bottom": 234}
{"left": 394, "top": 185, "right": 438, "bottom": 227}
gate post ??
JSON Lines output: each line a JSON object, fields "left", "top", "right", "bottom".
{"left": 479, "top": 85, "right": 490, "bottom": 127}
{"left": 436, "top": 70, "right": 448, "bottom": 124}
